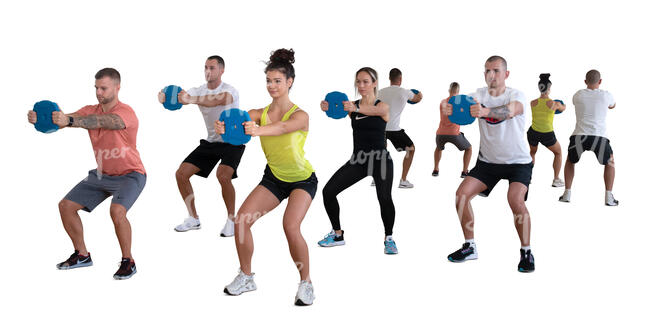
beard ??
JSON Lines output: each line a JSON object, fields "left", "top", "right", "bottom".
{"left": 98, "top": 95, "right": 114, "bottom": 104}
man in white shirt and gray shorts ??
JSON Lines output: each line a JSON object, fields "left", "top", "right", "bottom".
{"left": 442, "top": 56, "right": 535, "bottom": 272}
{"left": 158, "top": 55, "right": 243, "bottom": 236}
{"left": 558, "top": 69, "right": 618, "bottom": 206}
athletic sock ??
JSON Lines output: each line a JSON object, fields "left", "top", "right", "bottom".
{"left": 385, "top": 235, "right": 393, "bottom": 241}
{"left": 465, "top": 238, "right": 475, "bottom": 245}
{"left": 521, "top": 245, "right": 531, "bottom": 252}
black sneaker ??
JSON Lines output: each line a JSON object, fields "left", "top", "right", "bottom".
{"left": 460, "top": 171, "right": 468, "bottom": 178}
{"left": 518, "top": 249, "right": 535, "bottom": 273}
{"left": 56, "top": 250, "right": 93, "bottom": 270}
{"left": 113, "top": 258, "right": 137, "bottom": 280}
{"left": 432, "top": 170, "right": 439, "bottom": 177}
{"left": 447, "top": 242, "right": 478, "bottom": 262}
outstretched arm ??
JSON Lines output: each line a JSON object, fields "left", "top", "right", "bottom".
{"left": 52, "top": 111, "right": 126, "bottom": 130}
{"left": 245, "top": 110, "right": 309, "bottom": 137}
{"left": 471, "top": 101, "right": 523, "bottom": 120}
{"left": 179, "top": 91, "right": 234, "bottom": 107}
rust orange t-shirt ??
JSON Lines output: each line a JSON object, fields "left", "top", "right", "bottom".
{"left": 437, "top": 97, "right": 461, "bottom": 136}
{"left": 74, "top": 101, "right": 146, "bottom": 176}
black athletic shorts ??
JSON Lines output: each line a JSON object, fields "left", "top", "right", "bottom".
{"left": 468, "top": 160, "right": 533, "bottom": 200}
{"left": 183, "top": 139, "right": 246, "bottom": 178}
{"left": 259, "top": 165, "right": 318, "bottom": 201}
{"left": 567, "top": 135, "right": 613, "bottom": 165}
{"left": 385, "top": 129, "right": 414, "bottom": 151}
{"left": 527, "top": 127, "right": 557, "bottom": 148}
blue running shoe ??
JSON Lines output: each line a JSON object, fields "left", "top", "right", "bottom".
{"left": 384, "top": 238, "right": 398, "bottom": 255}
{"left": 317, "top": 230, "right": 345, "bottom": 247}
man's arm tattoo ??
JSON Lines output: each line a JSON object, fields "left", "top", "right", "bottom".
{"left": 73, "top": 114, "right": 126, "bottom": 130}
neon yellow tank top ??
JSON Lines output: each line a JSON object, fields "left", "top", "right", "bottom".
{"left": 531, "top": 97, "right": 555, "bottom": 133}
{"left": 260, "top": 104, "right": 314, "bottom": 182}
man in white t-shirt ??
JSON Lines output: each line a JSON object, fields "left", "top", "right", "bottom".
{"left": 158, "top": 55, "right": 243, "bottom": 236}
{"left": 441, "top": 56, "right": 535, "bottom": 272}
{"left": 377, "top": 68, "right": 423, "bottom": 188}
{"left": 559, "top": 70, "right": 618, "bottom": 206}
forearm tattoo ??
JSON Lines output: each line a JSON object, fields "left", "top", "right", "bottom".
{"left": 73, "top": 114, "right": 126, "bottom": 130}
{"left": 486, "top": 105, "right": 510, "bottom": 121}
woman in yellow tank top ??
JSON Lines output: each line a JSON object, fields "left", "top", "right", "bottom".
{"left": 215, "top": 49, "right": 317, "bottom": 306}
{"left": 527, "top": 73, "right": 567, "bottom": 187}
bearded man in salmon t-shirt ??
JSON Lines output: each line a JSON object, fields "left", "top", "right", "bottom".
{"left": 27, "top": 68, "right": 146, "bottom": 280}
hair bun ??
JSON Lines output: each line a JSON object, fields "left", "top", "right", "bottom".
{"left": 269, "top": 48, "right": 295, "bottom": 65}
{"left": 539, "top": 73, "right": 551, "bottom": 81}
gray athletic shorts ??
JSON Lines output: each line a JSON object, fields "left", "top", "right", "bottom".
{"left": 436, "top": 133, "right": 471, "bottom": 151}
{"left": 64, "top": 169, "right": 146, "bottom": 212}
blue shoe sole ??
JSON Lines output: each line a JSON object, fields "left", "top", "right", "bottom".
{"left": 57, "top": 261, "right": 93, "bottom": 270}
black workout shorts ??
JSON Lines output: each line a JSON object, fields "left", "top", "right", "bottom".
{"left": 259, "top": 165, "right": 318, "bottom": 201}
{"left": 527, "top": 127, "right": 558, "bottom": 148}
{"left": 468, "top": 160, "right": 533, "bottom": 200}
{"left": 183, "top": 139, "right": 246, "bottom": 178}
{"left": 385, "top": 129, "right": 414, "bottom": 151}
{"left": 567, "top": 135, "right": 613, "bottom": 165}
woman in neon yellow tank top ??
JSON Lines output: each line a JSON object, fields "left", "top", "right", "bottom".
{"left": 527, "top": 73, "right": 567, "bottom": 187}
{"left": 215, "top": 49, "right": 317, "bottom": 306}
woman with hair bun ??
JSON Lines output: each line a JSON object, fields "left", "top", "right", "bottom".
{"left": 317, "top": 67, "right": 398, "bottom": 255}
{"left": 217, "top": 48, "right": 317, "bottom": 306}
{"left": 527, "top": 73, "right": 566, "bottom": 187}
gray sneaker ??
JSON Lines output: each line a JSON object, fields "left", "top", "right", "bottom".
{"left": 224, "top": 269, "right": 257, "bottom": 296}
{"left": 294, "top": 280, "right": 315, "bottom": 306}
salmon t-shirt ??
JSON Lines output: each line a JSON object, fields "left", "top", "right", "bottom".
{"left": 74, "top": 102, "right": 146, "bottom": 176}
{"left": 437, "top": 97, "right": 461, "bottom": 135}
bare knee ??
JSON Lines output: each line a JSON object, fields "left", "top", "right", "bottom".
{"left": 507, "top": 194, "right": 526, "bottom": 213}
{"left": 59, "top": 199, "right": 82, "bottom": 214}
{"left": 216, "top": 170, "right": 232, "bottom": 185}
{"left": 175, "top": 167, "right": 191, "bottom": 182}
{"left": 455, "top": 188, "right": 474, "bottom": 208}
{"left": 110, "top": 204, "right": 127, "bottom": 222}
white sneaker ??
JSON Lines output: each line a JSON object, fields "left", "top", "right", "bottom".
{"left": 220, "top": 218, "right": 235, "bottom": 237}
{"left": 224, "top": 269, "right": 257, "bottom": 296}
{"left": 294, "top": 280, "right": 315, "bottom": 306}
{"left": 606, "top": 192, "right": 619, "bottom": 206}
{"left": 552, "top": 178, "right": 565, "bottom": 187}
{"left": 174, "top": 217, "right": 201, "bottom": 232}
{"left": 558, "top": 190, "right": 571, "bottom": 203}
{"left": 398, "top": 180, "right": 414, "bottom": 189}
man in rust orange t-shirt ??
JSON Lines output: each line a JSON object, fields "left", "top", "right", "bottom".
{"left": 27, "top": 68, "right": 145, "bottom": 280}
{"left": 433, "top": 82, "right": 473, "bottom": 178}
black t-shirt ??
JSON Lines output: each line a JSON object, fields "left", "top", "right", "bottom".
{"left": 350, "top": 99, "right": 387, "bottom": 152}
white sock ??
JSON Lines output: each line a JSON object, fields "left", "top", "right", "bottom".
{"left": 465, "top": 238, "right": 475, "bottom": 245}
{"left": 562, "top": 189, "right": 571, "bottom": 198}
{"left": 521, "top": 245, "right": 531, "bottom": 252}
{"left": 606, "top": 191, "right": 614, "bottom": 198}
{"left": 385, "top": 235, "right": 393, "bottom": 241}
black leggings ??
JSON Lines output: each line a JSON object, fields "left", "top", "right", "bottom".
{"left": 322, "top": 150, "right": 395, "bottom": 235}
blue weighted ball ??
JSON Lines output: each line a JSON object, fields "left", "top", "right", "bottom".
{"left": 407, "top": 89, "right": 420, "bottom": 104}
{"left": 324, "top": 91, "right": 349, "bottom": 119}
{"left": 162, "top": 85, "right": 183, "bottom": 111}
{"left": 447, "top": 94, "right": 476, "bottom": 125}
{"left": 33, "top": 100, "right": 61, "bottom": 134}
{"left": 219, "top": 109, "right": 251, "bottom": 145}
{"left": 554, "top": 99, "right": 564, "bottom": 114}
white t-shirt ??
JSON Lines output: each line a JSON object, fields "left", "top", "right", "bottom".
{"left": 187, "top": 82, "right": 240, "bottom": 143}
{"left": 572, "top": 88, "right": 615, "bottom": 138}
{"left": 470, "top": 87, "right": 532, "bottom": 164}
{"left": 377, "top": 85, "right": 415, "bottom": 131}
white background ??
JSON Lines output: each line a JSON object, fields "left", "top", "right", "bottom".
{"left": 1, "top": 0, "right": 648, "bottom": 329}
